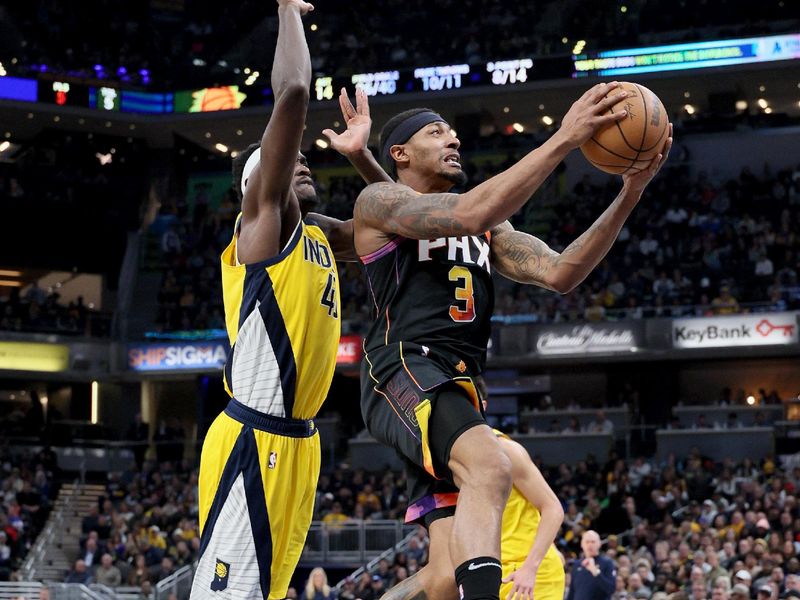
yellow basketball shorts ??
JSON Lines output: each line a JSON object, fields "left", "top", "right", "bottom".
{"left": 190, "top": 399, "right": 320, "bottom": 600}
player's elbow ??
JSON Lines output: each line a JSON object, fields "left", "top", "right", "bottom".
{"left": 274, "top": 81, "right": 310, "bottom": 105}
{"left": 548, "top": 272, "right": 576, "bottom": 295}
{"left": 456, "top": 203, "right": 495, "bottom": 236}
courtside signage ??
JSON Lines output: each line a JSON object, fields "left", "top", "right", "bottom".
{"left": 0, "top": 342, "right": 69, "bottom": 372}
{"left": 128, "top": 342, "right": 228, "bottom": 371}
{"left": 574, "top": 33, "right": 800, "bottom": 76}
{"left": 337, "top": 335, "right": 363, "bottom": 365}
{"left": 672, "top": 313, "right": 799, "bottom": 349}
{"left": 533, "top": 324, "right": 639, "bottom": 355}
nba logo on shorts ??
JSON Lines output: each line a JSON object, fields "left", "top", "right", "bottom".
{"left": 211, "top": 558, "right": 230, "bottom": 591}
{"left": 268, "top": 451, "right": 277, "bottom": 470}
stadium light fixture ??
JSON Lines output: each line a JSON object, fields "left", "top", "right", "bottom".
{"left": 735, "top": 100, "right": 748, "bottom": 111}
{"left": 215, "top": 143, "right": 229, "bottom": 153}
{"left": 684, "top": 104, "right": 696, "bottom": 115}
{"left": 541, "top": 116, "right": 554, "bottom": 126}
{"left": 91, "top": 381, "right": 99, "bottom": 424}
{"left": 512, "top": 122, "right": 524, "bottom": 133}
{"left": 315, "top": 139, "right": 329, "bottom": 149}
{"left": 746, "top": 395, "right": 756, "bottom": 405}
{"left": 757, "top": 98, "right": 768, "bottom": 109}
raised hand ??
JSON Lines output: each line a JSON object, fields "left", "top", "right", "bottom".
{"left": 623, "top": 123, "right": 673, "bottom": 194}
{"left": 277, "top": 0, "right": 314, "bottom": 15}
{"left": 555, "top": 82, "right": 629, "bottom": 150}
{"left": 322, "top": 87, "right": 373, "bottom": 157}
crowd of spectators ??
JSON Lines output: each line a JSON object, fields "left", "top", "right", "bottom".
{"left": 0, "top": 285, "right": 100, "bottom": 337}
{"left": 321, "top": 149, "right": 800, "bottom": 330}
{"left": 63, "top": 457, "right": 200, "bottom": 591}
{"left": 148, "top": 137, "right": 800, "bottom": 335}
{"left": 306, "top": 453, "right": 800, "bottom": 600}
{"left": 3, "top": 0, "right": 797, "bottom": 87}
{"left": 0, "top": 447, "right": 55, "bottom": 581}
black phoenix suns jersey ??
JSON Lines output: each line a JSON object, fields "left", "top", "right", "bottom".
{"left": 360, "top": 233, "right": 494, "bottom": 379}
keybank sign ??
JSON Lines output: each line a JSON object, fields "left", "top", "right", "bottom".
{"left": 535, "top": 324, "right": 639, "bottom": 355}
{"left": 128, "top": 342, "right": 228, "bottom": 371}
{"left": 672, "top": 313, "right": 798, "bottom": 349}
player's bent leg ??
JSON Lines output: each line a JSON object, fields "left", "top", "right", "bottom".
{"left": 447, "top": 425, "right": 512, "bottom": 564}
{"left": 446, "top": 425, "right": 511, "bottom": 600}
{"left": 381, "top": 518, "right": 458, "bottom": 600}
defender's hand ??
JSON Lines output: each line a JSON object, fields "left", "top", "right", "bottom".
{"left": 502, "top": 565, "right": 538, "bottom": 600}
{"left": 555, "top": 82, "right": 629, "bottom": 150}
{"left": 322, "top": 87, "right": 373, "bottom": 157}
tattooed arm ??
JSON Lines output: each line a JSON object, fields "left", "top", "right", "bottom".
{"left": 491, "top": 131, "right": 673, "bottom": 293}
{"left": 491, "top": 187, "right": 640, "bottom": 294}
{"left": 354, "top": 83, "right": 633, "bottom": 252}
{"left": 379, "top": 572, "right": 429, "bottom": 600}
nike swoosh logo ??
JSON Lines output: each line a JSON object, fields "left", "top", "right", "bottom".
{"left": 468, "top": 561, "right": 501, "bottom": 571}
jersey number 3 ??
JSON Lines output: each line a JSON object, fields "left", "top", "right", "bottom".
{"left": 448, "top": 266, "right": 475, "bottom": 322}
{"left": 321, "top": 273, "right": 338, "bottom": 318}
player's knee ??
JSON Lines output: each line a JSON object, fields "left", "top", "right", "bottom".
{"left": 451, "top": 437, "right": 511, "bottom": 499}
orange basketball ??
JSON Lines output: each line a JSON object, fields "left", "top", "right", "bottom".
{"left": 580, "top": 82, "right": 669, "bottom": 175}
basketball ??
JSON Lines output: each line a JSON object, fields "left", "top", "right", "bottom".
{"left": 580, "top": 81, "right": 669, "bottom": 175}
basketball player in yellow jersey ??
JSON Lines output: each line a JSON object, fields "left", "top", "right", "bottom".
{"left": 189, "top": 2, "right": 387, "bottom": 599}
{"left": 494, "top": 430, "right": 565, "bottom": 600}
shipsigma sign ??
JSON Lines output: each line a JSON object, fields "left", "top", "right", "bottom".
{"left": 128, "top": 342, "right": 228, "bottom": 371}
{"left": 672, "top": 313, "right": 798, "bottom": 348}
{"left": 535, "top": 324, "right": 638, "bottom": 355}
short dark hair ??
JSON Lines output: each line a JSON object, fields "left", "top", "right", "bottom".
{"left": 232, "top": 142, "right": 260, "bottom": 202}
{"left": 378, "top": 108, "right": 434, "bottom": 178}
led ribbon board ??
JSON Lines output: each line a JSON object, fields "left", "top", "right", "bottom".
{"left": 574, "top": 33, "right": 800, "bottom": 76}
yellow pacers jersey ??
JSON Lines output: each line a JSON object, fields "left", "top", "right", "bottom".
{"left": 495, "top": 430, "right": 565, "bottom": 600}
{"left": 501, "top": 485, "right": 565, "bottom": 587}
{"left": 220, "top": 216, "right": 340, "bottom": 419}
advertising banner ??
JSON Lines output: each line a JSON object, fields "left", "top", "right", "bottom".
{"left": 672, "top": 312, "right": 798, "bottom": 349}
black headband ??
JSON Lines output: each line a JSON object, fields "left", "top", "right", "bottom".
{"left": 381, "top": 111, "right": 447, "bottom": 168}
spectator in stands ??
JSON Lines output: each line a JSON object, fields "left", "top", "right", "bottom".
{"left": 711, "top": 286, "right": 740, "bottom": 315}
{"left": 566, "top": 531, "right": 616, "bottom": 600}
{"left": 153, "top": 556, "right": 175, "bottom": 583}
{"left": 563, "top": 417, "right": 583, "bottom": 434}
{"left": 80, "top": 536, "right": 102, "bottom": 568}
{"left": 300, "top": 567, "right": 337, "bottom": 600}
{"left": 125, "top": 413, "right": 150, "bottom": 469}
{"left": 322, "top": 502, "right": 349, "bottom": 528}
{"left": 95, "top": 553, "right": 122, "bottom": 587}
{"left": 127, "top": 554, "right": 150, "bottom": 586}
{"left": 588, "top": 410, "right": 614, "bottom": 435}
{"left": 82, "top": 505, "right": 100, "bottom": 535}
{"left": 65, "top": 559, "right": 92, "bottom": 584}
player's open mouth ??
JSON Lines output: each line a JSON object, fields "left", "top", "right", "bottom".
{"left": 443, "top": 154, "right": 461, "bottom": 168}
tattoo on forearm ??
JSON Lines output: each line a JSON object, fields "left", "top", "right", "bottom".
{"left": 379, "top": 573, "right": 428, "bottom": 600}
{"left": 356, "top": 183, "right": 466, "bottom": 238}
{"left": 493, "top": 231, "right": 555, "bottom": 284}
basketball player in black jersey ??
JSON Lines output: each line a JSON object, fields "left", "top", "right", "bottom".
{"left": 353, "top": 84, "right": 672, "bottom": 600}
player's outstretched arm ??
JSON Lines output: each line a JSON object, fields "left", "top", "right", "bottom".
{"left": 354, "top": 82, "right": 630, "bottom": 243}
{"left": 238, "top": 0, "right": 314, "bottom": 263}
{"left": 491, "top": 126, "right": 672, "bottom": 294}
{"left": 499, "top": 437, "right": 564, "bottom": 600}
{"left": 323, "top": 87, "right": 393, "bottom": 185}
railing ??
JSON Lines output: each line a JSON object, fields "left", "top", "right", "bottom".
{"left": 0, "top": 581, "right": 43, "bottom": 600}
{"left": 155, "top": 564, "right": 195, "bottom": 600}
{"left": 22, "top": 479, "right": 79, "bottom": 581}
{"left": 302, "top": 520, "right": 417, "bottom": 565}
{"left": 47, "top": 583, "right": 109, "bottom": 600}
{"left": 334, "top": 527, "right": 419, "bottom": 591}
